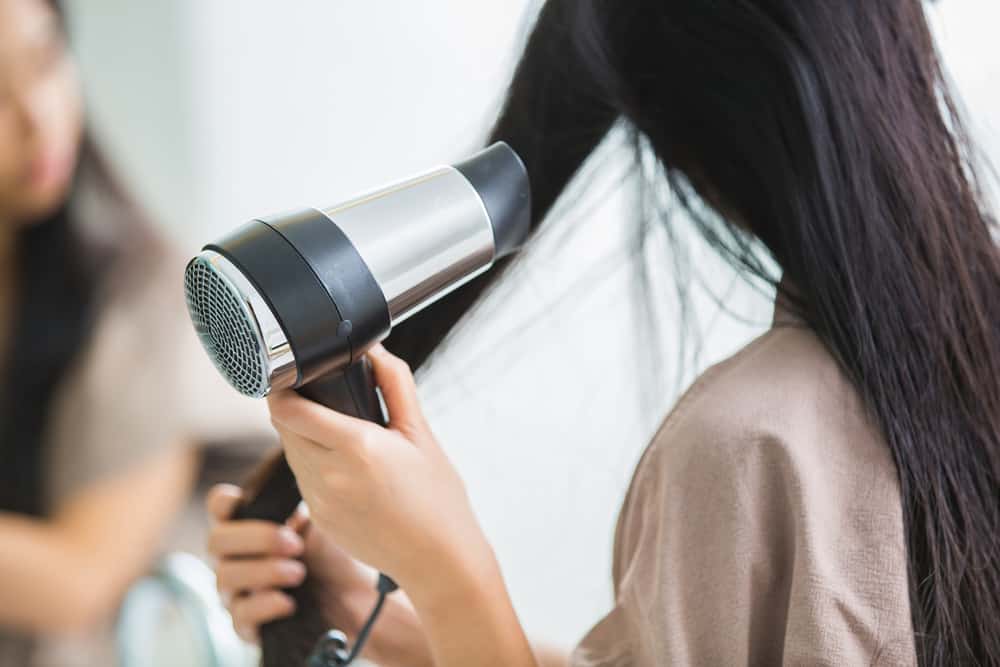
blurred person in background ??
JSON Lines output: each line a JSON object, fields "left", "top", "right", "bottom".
{"left": 0, "top": 0, "right": 270, "bottom": 664}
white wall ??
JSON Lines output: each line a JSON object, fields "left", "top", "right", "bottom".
{"left": 67, "top": 0, "right": 999, "bottom": 652}
{"left": 188, "top": 1, "right": 535, "bottom": 241}
{"left": 928, "top": 2, "right": 1000, "bottom": 212}
{"left": 64, "top": 1, "right": 201, "bottom": 241}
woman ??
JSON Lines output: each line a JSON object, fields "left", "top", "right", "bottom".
{"left": 208, "top": 1, "right": 1000, "bottom": 665}
{"left": 0, "top": 0, "right": 268, "bottom": 664}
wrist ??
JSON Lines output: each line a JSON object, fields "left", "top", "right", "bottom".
{"left": 405, "top": 538, "right": 516, "bottom": 640}
{"left": 366, "top": 593, "right": 435, "bottom": 667}
{"left": 403, "top": 543, "right": 535, "bottom": 667}
{"left": 402, "top": 535, "right": 502, "bottom": 612}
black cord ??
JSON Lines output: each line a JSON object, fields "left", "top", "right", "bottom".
{"left": 307, "top": 574, "right": 398, "bottom": 666}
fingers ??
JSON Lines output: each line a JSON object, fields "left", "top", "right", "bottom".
{"left": 268, "top": 390, "right": 371, "bottom": 451}
{"left": 287, "top": 501, "right": 310, "bottom": 533}
{"left": 206, "top": 484, "right": 242, "bottom": 521}
{"left": 216, "top": 557, "right": 306, "bottom": 595}
{"left": 367, "top": 344, "right": 426, "bottom": 436}
{"left": 208, "top": 521, "right": 304, "bottom": 559}
{"left": 230, "top": 591, "right": 296, "bottom": 643}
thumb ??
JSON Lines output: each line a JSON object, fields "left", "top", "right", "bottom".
{"left": 367, "top": 344, "right": 427, "bottom": 438}
{"left": 206, "top": 484, "right": 242, "bottom": 521}
{"left": 287, "top": 501, "right": 311, "bottom": 534}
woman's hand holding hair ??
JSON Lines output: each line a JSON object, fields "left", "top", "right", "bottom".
{"left": 268, "top": 344, "right": 537, "bottom": 667}
{"left": 206, "top": 484, "right": 434, "bottom": 667}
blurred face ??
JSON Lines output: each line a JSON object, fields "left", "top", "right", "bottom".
{"left": 0, "top": 0, "right": 83, "bottom": 227}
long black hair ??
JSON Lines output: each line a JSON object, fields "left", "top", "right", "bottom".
{"left": 254, "top": 1, "right": 999, "bottom": 664}
{"left": 391, "top": 1, "right": 1000, "bottom": 664}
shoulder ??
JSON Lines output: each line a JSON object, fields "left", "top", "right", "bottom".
{"left": 651, "top": 323, "right": 893, "bottom": 486}
{"left": 616, "top": 321, "right": 910, "bottom": 594}
{"left": 631, "top": 322, "right": 905, "bottom": 555}
{"left": 49, "top": 234, "right": 272, "bottom": 460}
{"left": 606, "top": 324, "right": 915, "bottom": 664}
{"left": 80, "top": 237, "right": 196, "bottom": 392}
{"left": 66, "top": 162, "right": 275, "bottom": 442}
{"left": 43, "top": 185, "right": 274, "bottom": 504}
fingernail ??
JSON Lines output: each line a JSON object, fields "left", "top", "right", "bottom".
{"left": 281, "top": 560, "right": 307, "bottom": 584}
{"left": 278, "top": 527, "right": 303, "bottom": 553}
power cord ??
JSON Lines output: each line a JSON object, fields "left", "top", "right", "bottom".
{"left": 306, "top": 573, "right": 398, "bottom": 666}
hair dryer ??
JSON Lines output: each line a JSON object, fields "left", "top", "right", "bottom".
{"left": 183, "top": 142, "right": 530, "bottom": 665}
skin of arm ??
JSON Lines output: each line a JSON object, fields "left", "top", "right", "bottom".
{"left": 401, "top": 549, "right": 538, "bottom": 667}
{"left": 534, "top": 643, "right": 571, "bottom": 667}
{"left": 0, "top": 444, "right": 197, "bottom": 634}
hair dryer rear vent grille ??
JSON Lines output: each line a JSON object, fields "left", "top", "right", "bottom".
{"left": 184, "top": 257, "right": 267, "bottom": 397}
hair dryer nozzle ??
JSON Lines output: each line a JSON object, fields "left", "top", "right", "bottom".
{"left": 184, "top": 251, "right": 298, "bottom": 398}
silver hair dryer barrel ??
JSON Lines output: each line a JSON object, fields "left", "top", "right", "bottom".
{"left": 184, "top": 142, "right": 530, "bottom": 402}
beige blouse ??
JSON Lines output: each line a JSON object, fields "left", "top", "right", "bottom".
{"left": 572, "top": 304, "right": 916, "bottom": 666}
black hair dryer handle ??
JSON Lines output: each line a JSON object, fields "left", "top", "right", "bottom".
{"left": 298, "top": 360, "right": 399, "bottom": 666}
{"left": 231, "top": 359, "right": 384, "bottom": 524}
{"left": 298, "top": 358, "right": 386, "bottom": 426}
